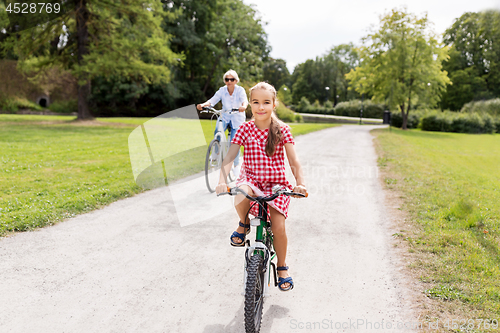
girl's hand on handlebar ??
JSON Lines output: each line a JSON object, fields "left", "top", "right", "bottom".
{"left": 196, "top": 104, "right": 204, "bottom": 111}
{"left": 238, "top": 106, "right": 246, "bottom": 112}
{"left": 216, "top": 183, "right": 228, "bottom": 195}
{"left": 292, "top": 185, "right": 307, "bottom": 198}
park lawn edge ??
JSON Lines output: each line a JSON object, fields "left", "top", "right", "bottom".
{"left": 371, "top": 127, "right": 500, "bottom": 330}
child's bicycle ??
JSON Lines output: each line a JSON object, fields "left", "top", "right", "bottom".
{"left": 200, "top": 106, "right": 240, "bottom": 193}
{"left": 218, "top": 185, "right": 307, "bottom": 333}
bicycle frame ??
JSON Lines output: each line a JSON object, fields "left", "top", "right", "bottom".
{"left": 203, "top": 107, "right": 238, "bottom": 158}
{"left": 220, "top": 186, "right": 306, "bottom": 298}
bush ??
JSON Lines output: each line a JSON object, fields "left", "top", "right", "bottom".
{"left": 461, "top": 98, "right": 500, "bottom": 117}
{"left": 277, "top": 85, "right": 293, "bottom": 106}
{"left": 0, "top": 96, "right": 43, "bottom": 112}
{"left": 421, "top": 111, "right": 496, "bottom": 134}
{"left": 421, "top": 112, "right": 452, "bottom": 132}
{"left": 390, "top": 111, "right": 423, "bottom": 129}
{"left": 334, "top": 100, "right": 386, "bottom": 119}
{"left": 48, "top": 100, "right": 78, "bottom": 114}
{"left": 495, "top": 118, "right": 500, "bottom": 133}
{"left": 294, "top": 97, "right": 334, "bottom": 115}
{"left": 276, "top": 102, "right": 301, "bottom": 123}
{"left": 297, "top": 96, "right": 311, "bottom": 113}
{"left": 324, "top": 100, "right": 334, "bottom": 115}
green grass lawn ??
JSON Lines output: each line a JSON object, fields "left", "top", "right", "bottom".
{"left": 0, "top": 114, "right": 338, "bottom": 236}
{"left": 374, "top": 128, "right": 500, "bottom": 319}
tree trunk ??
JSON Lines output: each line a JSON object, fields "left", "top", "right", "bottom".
{"left": 402, "top": 110, "right": 408, "bottom": 130}
{"left": 78, "top": 81, "right": 92, "bottom": 119}
{"left": 76, "top": 0, "right": 93, "bottom": 120}
{"left": 333, "top": 85, "right": 337, "bottom": 105}
{"left": 400, "top": 102, "right": 408, "bottom": 130}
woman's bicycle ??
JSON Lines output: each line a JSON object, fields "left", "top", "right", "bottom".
{"left": 200, "top": 106, "right": 239, "bottom": 193}
{"left": 218, "top": 185, "right": 307, "bottom": 333}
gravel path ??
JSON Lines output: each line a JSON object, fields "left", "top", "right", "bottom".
{"left": 0, "top": 125, "right": 419, "bottom": 333}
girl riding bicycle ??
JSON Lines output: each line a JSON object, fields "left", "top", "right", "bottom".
{"left": 215, "top": 82, "right": 307, "bottom": 291}
{"left": 197, "top": 70, "right": 248, "bottom": 178}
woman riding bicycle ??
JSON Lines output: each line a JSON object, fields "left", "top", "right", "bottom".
{"left": 197, "top": 70, "right": 248, "bottom": 178}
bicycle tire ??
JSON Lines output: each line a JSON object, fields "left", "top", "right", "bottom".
{"left": 244, "top": 254, "right": 265, "bottom": 333}
{"left": 205, "top": 139, "right": 222, "bottom": 193}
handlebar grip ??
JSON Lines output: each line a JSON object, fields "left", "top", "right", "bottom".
{"left": 216, "top": 186, "right": 233, "bottom": 197}
{"left": 288, "top": 192, "right": 308, "bottom": 198}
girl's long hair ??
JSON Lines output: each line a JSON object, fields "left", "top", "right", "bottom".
{"left": 249, "top": 82, "right": 283, "bottom": 157}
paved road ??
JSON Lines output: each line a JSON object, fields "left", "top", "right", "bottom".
{"left": 0, "top": 125, "right": 418, "bottom": 333}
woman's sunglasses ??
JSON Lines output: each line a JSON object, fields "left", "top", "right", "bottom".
{"left": 225, "top": 78, "right": 236, "bottom": 82}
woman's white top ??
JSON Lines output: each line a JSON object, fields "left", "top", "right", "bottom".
{"left": 208, "top": 85, "right": 247, "bottom": 128}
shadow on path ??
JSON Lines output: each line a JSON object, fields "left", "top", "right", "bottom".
{"left": 201, "top": 302, "right": 289, "bottom": 333}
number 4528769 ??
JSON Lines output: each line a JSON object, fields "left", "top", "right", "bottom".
{"left": 6, "top": 3, "right": 61, "bottom": 14}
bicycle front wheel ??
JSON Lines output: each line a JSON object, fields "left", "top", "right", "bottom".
{"left": 244, "top": 254, "right": 265, "bottom": 333}
{"left": 205, "top": 139, "right": 222, "bottom": 193}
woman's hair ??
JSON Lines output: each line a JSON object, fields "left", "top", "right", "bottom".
{"left": 223, "top": 69, "right": 240, "bottom": 83}
{"left": 249, "top": 82, "right": 283, "bottom": 157}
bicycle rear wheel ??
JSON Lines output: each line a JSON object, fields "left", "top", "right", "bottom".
{"left": 205, "top": 139, "right": 222, "bottom": 193}
{"left": 244, "top": 254, "right": 265, "bottom": 333}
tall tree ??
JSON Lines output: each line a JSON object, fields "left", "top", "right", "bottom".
{"left": 4, "top": 0, "right": 181, "bottom": 119}
{"left": 201, "top": 0, "right": 269, "bottom": 96}
{"left": 290, "top": 44, "right": 358, "bottom": 105}
{"left": 263, "top": 58, "right": 290, "bottom": 90}
{"left": 323, "top": 44, "right": 359, "bottom": 105}
{"left": 290, "top": 58, "right": 322, "bottom": 104}
{"left": 346, "top": 8, "right": 450, "bottom": 129}
{"left": 161, "top": 0, "right": 217, "bottom": 106}
{"left": 441, "top": 10, "right": 500, "bottom": 110}
{"left": 162, "top": 0, "right": 269, "bottom": 104}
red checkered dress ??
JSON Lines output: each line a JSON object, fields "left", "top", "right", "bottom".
{"left": 231, "top": 120, "right": 295, "bottom": 219}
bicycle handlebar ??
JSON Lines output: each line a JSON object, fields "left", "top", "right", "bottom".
{"left": 217, "top": 186, "right": 308, "bottom": 201}
{"left": 200, "top": 106, "right": 240, "bottom": 115}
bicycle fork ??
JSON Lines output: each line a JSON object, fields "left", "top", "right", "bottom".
{"left": 242, "top": 242, "right": 276, "bottom": 298}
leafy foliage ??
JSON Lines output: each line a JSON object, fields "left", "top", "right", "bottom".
{"left": 263, "top": 58, "right": 290, "bottom": 90}
{"left": 89, "top": 0, "right": 270, "bottom": 115}
{"left": 334, "top": 100, "right": 386, "bottom": 118}
{"left": 420, "top": 110, "right": 497, "bottom": 133}
{"left": 277, "top": 85, "right": 292, "bottom": 106}
{"left": 291, "top": 44, "right": 359, "bottom": 105}
{"left": 346, "top": 8, "right": 451, "bottom": 129}
{"left": 441, "top": 10, "right": 500, "bottom": 110}
{"left": 3, "top": 0, "right": 182, "bottom": 118}
{"left": 0, "top": 96, "right": 43, "bottom": 112}
{"left": 390, "top": 110, "right": 424, "bottom": 128}
{"left": 461, "top": 98, "right": 500, "bottom": 117}
{"left": 275, "top": 103, "right": 301, "bottom": 123}
{"left": 48, "top": 100, "right": 78, "bottom": 114}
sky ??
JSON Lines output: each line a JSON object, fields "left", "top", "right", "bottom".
{"left": 243, "top": 0, "right": 500, "bottom": 72}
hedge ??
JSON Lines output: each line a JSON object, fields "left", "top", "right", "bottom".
{"left": 421, "top": 111, "right": 498, "bottom": 134}
{"left": 276, "top": 102, "right": 302, "bottom": 123}
{"left": 293, "top": 97, "right": 386, "bottom": 118}
{"left": 390, "top": 111, "right": 423, "bottom": 129}
{"left": 461, "top": 98, "right": 500, "bottom": 117}
{"left": 334, "top": 100, "right": 386, "bottom": 119}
